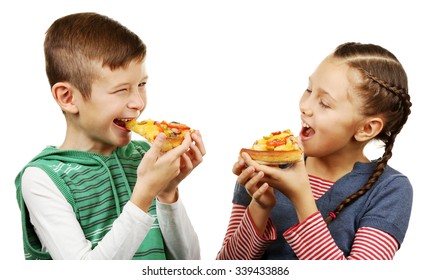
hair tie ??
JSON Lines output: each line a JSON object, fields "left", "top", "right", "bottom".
{"left": 329, "top": 212, "right": 337, "bottom": 219}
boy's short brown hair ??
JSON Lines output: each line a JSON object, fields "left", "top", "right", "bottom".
{"left": 44, "top": 12, "right": 146, "bottom": 99}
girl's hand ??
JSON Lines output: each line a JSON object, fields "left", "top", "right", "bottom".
{"left": 237, "top": 164, "right": 276, "bottom": 210}
{"left": 233, "top": 155, "right": 276, "bottom": 210}
{"left": 240, "top": 152, "right": 308, "bottom": 197}
{"left": 234, "top": 156, "right": 275, "bottom": 235}
{"left": 240, "top": 152, "right": 317, "bottom": 222}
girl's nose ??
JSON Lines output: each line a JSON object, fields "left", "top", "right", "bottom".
{"left": 299, "top": 91, "right": 313, "bottom": 117}
{"left": 300, "top": 100, "right": 313, "bottom": 116}
{"left": 301, "top": 107, "right": 312, "bottom": 116}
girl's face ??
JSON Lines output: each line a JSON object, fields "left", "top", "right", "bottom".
{"left": 299, "top": 55, "right": 364, "bottom": 159}
{"left": 70, "top": 59, "right": 148, "bottom": 155}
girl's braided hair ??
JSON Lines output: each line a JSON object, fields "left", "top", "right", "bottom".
{"left": 324, "top": 42, "right": 412, "bottom": 223}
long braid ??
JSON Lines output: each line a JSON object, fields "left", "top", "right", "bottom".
{"left": 324, "top": 134, "right": 395, "bottom": 223}
{"left": 366, "top": 72, "right": 412, "bottom": 120}
{"left": 324, "top": 43, "right": 411, "bottom": 224}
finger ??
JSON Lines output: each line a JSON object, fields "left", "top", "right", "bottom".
{"left": 191, "top": 130, "right": 206, "bottom": 156}
{"left": 180, "top": 131, "right": 192, "bottom": 148}
{"left": 236, "top": 165, "right": 255, "bottom": 185}
{"left": 180, "top": 153, "right": 193, "bottom": 171}
{"left": 253, "top": 182, "right": 269, "bottom": 200}
{"left": 232, "top": 157, "right": 246, "bottom": 175}
{"left": 241, "top": 152, "right": 255, "bottom": 165}
{"left": 241, "top": 152, "right": 288, "bottom": 184}
{"left": 244, "top": 171, "right": 264, "bottom": 195}
{"left": 185, "top": 142, "right": 203, "bottom": 166}
{"left": 144, "top": 133, "right": 166, "bottom": 161}
{"left": 241, "top": 152, "right": 271, "bottom": 173}
{"left": 169, "top": 132, "right": 192, "bottom": 156}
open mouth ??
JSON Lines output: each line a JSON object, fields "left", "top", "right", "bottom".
{"left": 300, "top": 121, "right": 315, "bottom": 138}
{"left": 114, "top": 118, "right": 133, "bottom": 129}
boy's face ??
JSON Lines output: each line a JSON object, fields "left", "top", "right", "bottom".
{"left": 71, "top": 59, "right": 148, "bottom": 155}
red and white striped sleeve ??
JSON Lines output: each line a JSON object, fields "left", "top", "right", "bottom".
{"left": 283, "top": 211, "right": 399, "bottom": 260}
{"left": 348, "top": 227, "right": 399, "bottom": 260}
{"left": 216, "top": 204, "right": 276, "bottom": 260}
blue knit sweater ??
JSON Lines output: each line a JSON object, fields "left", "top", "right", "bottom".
{"left": 232, "top": 161, "right": 413, "bottom": 259}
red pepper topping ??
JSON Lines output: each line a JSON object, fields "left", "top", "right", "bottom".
{"left": 266, "top": 138, "right": 287, "bottom": 147}
{"left": 167, "top": 122, "right": 190, "bottom": 130}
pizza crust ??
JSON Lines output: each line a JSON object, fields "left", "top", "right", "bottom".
{"left": 240, "top": 148, "right": 302, "bottom": 165}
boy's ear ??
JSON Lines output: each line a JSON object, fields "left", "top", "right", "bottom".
{"left": 51, "top": 82, "right": 79, "bottom": 114}
{"left": 354, "top": 117, "right": 384, "bottom": 142}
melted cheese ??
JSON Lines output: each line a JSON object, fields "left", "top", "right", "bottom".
{"left": 126, "top": 119, "right": 191, "bottom": 142}
{"left": 252, "top": 129, "right": 299, "bottom": 151}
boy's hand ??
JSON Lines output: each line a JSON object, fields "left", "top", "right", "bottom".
{"left": 131, "top": 130, "right": 206, "bottom": 211}
{"left": 131, "top": 133, "right": 187, "bottom": 211}
{"left": 158, "top": 130, "right": 206, "bottom": 203}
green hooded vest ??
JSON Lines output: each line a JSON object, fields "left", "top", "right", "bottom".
{"left": 15, "top": 141, "right": 166, "bottom": 260}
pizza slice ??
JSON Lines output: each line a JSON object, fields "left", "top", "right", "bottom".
{"left": 126, "top": 119, "right": 193, "bottom": 152}
{"left": 240, "top": 129, "right": 303, "bottom": 165}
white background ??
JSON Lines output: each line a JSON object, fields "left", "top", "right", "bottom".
{"left": 1, "top": 0, "right": 428, "bottom": 278}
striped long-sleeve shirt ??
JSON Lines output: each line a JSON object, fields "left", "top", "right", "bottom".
{"left": 217, "top": 174, "right": 399, "bottom": 260}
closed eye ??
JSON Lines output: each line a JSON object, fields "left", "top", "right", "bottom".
{"left": 113, "top": 88, "right": 127, "bottom": 94}
{"left": 319, "top": 100, "right": 330, "bottom": 108}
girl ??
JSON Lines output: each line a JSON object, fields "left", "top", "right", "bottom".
{"left": 217, "top": 42, "right": 412, "bottom": 260}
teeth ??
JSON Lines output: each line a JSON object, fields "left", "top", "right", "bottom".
{"left": 117, "top": 118, "right": 132, "bottom": 122}
{"left": 302, "top": 121, "right": 310, "bottom": 128}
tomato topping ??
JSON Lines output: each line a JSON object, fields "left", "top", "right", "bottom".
{"left": 154, "top": 123, "right": 164, "bottom": 133}
{"left": 271, "top": 131, "right": 281, "bottom": 135}
{"left": 167, "top": 122, "right": 190, "bottom": 130}
{"left": 267, "top": 138, "right": 287, "bottom": 147}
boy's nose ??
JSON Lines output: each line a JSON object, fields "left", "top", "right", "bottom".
{"left": 128, "top": 91, "right": 145, "bottom": 111}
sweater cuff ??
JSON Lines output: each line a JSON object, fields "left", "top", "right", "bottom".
{"left": 156, "top": 196, "right": 181, "bottom": 212}
{"left": 245, "top": 208, "right": 277, "bottom": 242}
{"left": 283, "top": 211, "right": 338, "bottom": 259}
{"left": 124, "top": 201, "right": 156, "bottom": 226}
{"left": 283, "top": 211, "right": 322, "bottom": 239}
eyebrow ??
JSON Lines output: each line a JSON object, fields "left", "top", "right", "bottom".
{"left": 109, "top": 82, "right": 128, "bottom": 91}
{"left": 318, "top": 88, "right": 337, "bottom": 102}
{"left": 309, "top": 78, "right": 337, "bottom": 102}
{"left": 110, "top": 75, "right": 148, "bottom": 89}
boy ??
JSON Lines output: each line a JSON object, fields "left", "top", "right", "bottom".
{"left": 15, "top": 12, "right": 205, "bottom": 260}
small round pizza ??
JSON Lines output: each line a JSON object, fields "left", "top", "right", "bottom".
{"left": 126, "top": 119, "right": 193, "bottom": 152}
{"left": 240, "top": 129, "right": 302, "bottom": 165}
